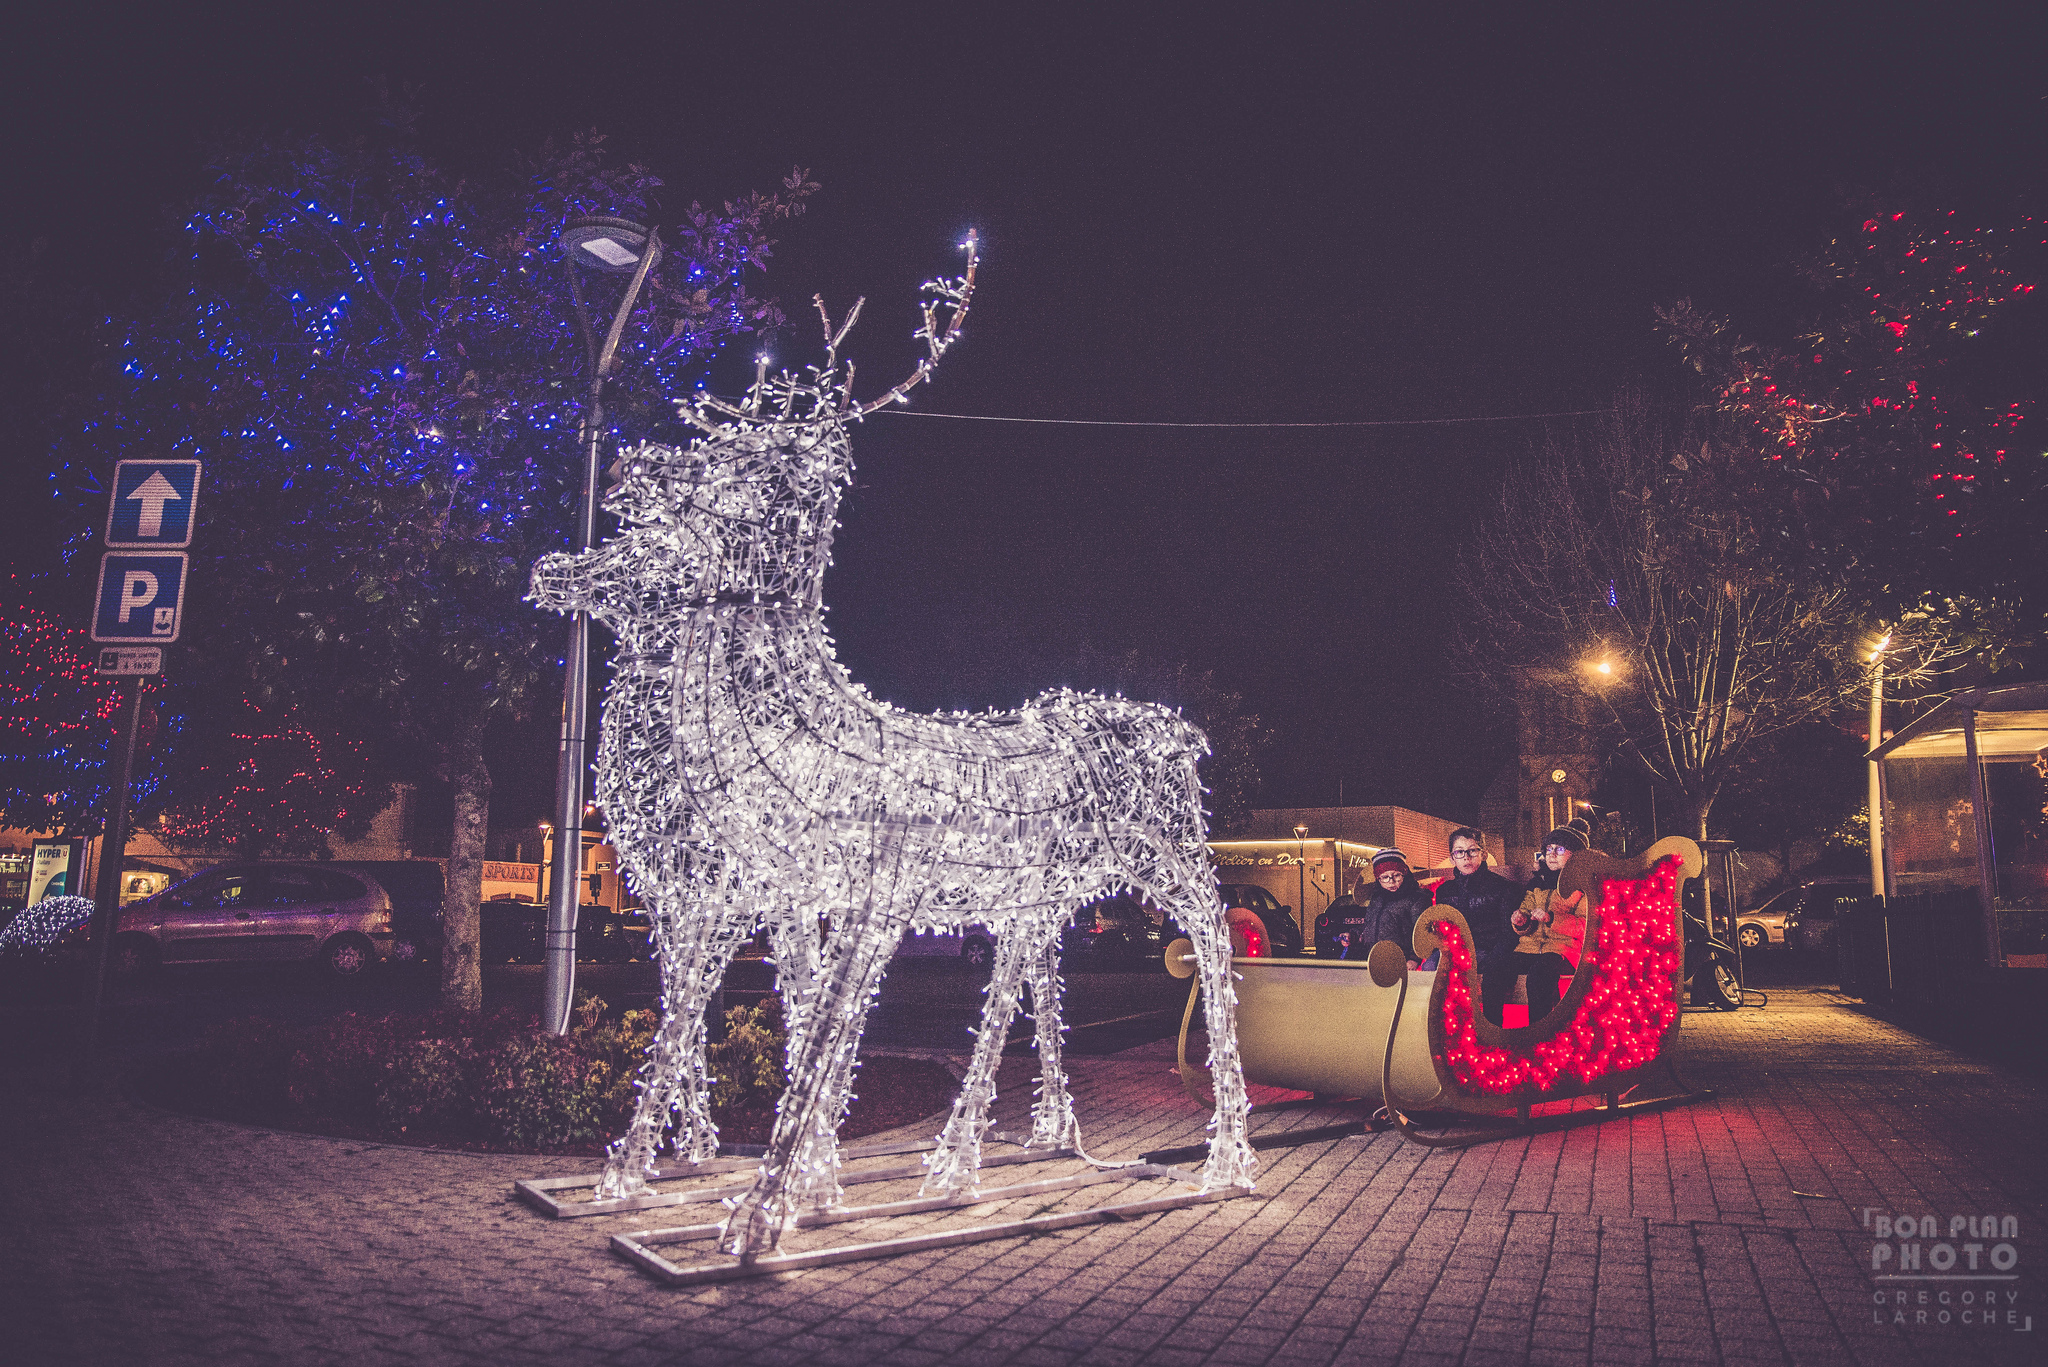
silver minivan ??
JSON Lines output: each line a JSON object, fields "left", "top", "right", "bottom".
{"left": 113, "top": 863, "right": 395, "bottom": 979}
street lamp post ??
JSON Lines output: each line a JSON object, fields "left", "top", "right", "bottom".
{"left": 535, "top": 821, "right": 551, "bottom": 905}
{"left": 1867, "top": 634, "right": 1891, "bottom": 898}
{"left": 543, "top": 217, "right": 663, "bottom": 1036}
{"left": 1294, "top": 823, "right": 1308, "bottom": 951}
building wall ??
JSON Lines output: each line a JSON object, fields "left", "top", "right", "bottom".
{"left": 1241, "top": 806, "right": 1477, "bottom": 872}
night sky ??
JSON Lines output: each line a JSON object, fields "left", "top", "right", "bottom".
{"left": 9, "top": 3, "right": 2043, "bottom": 826}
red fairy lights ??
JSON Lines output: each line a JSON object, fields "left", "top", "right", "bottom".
{"left": 1433, "top": 855, "right": 1684, "bottom": 1095}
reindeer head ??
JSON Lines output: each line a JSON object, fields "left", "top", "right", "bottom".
{"left": 533, "top": 236, "right": 978, "bottom": 618}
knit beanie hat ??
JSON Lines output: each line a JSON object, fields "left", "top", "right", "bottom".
{"left": 1567, "top": 816, "right": 1593, "bottom": 837}
{"left": 1542, "top": 826, "right": 1588, "bottom": 853}
{"left": 1371, "top": 848, "right": 1410, "bottom": 873}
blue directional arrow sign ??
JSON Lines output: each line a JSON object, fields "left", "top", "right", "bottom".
{"left": 105, "top": 459, "right": 202, "bottom": 548}
{"left": 92, "top": 552, "right": 188, "bottom": 643}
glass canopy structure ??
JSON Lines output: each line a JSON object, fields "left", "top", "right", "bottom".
{"left": 1868, "top": 682, "right": 2048, "bottom": 968}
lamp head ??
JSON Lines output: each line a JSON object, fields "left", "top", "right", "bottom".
{"left": 561, "top": 217, "right": 662, "bottom": 275}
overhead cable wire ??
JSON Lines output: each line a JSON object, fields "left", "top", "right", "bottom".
{"left": 874, "top": 407, "right": 1614, "bottom": 429}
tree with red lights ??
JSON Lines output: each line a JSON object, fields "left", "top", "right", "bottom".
{"left": 0, "top": 580, "right": 132, "bottom": 835}
{"left": 68, "top": 101, "right": 813, "bottom": 1006}
{"left": 1657, "top": 205, "right": 2043, "bottom": 646}
{"left": 153, "top": 698, "right": 391, "bottom": 860}
{"left": 0, "top": 581, "right": 391, "bottom": 859}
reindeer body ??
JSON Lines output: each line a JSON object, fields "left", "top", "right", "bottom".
{"left": 531, "top": 241, "right": 1253, "bottom": 1256}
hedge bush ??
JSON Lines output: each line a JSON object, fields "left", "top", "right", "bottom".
{"left": 176, "top": 994, "right": 705, "bottom": 1150}
{"left": 707, "top": 998, "right": 788, "bottom": 1109}
{"left": 157, "top": 992, "right": 954, "bottom": 1154}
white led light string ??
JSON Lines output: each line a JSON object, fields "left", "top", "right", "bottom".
{"left": 531, "top": 236, "right": 1253, "bottom": 1258}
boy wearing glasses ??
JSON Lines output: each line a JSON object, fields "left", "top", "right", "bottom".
{"left": 1433, "top": 827, "right": 1524, "bottom": 1023}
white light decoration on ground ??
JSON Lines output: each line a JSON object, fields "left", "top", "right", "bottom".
{"left": 530, "top": 235, "right": 1254, "bottom": 1257}
{"left": 0, "top": 895, "right": 96, "bottom": 952}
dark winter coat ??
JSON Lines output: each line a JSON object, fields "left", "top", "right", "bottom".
{"left": 1314, "top": 896, "right": 1369, "bottom": 959}
{"left": 1352, "top": 878, "right": 1430, "bottom": 960}
{"left": 1432, "top": 864, "right": 1524, "bottom": 969}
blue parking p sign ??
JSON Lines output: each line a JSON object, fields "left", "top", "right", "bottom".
{"left": 105, "top": 459, "right": 202, "bottom": 548}
{"left": 92, "top": 552, "right": 188, "bottom": 643}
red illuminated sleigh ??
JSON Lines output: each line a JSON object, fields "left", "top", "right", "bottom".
{"left": 1172, "top": 837, "right": 1710, "bottom": 1146}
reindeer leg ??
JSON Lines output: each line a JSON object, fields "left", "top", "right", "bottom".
{"left": 595, "top": 916, "right": 692, "bottom": 1200}
{"left": 764, "top": 899, "right": 823, "bottom": 1011}
{"left": 722, "top": 883, "right": 912, "bottom": 1257}
{"left": 1170, "top": 860, "right": 1256, "bottom": 1191}
{"left": 595, "top": 882, "right": 751, "bottom": 1199}
{"left": 761, "top": 899, "right": 843, "bottom": 1202}
{"left": 921, "top": 927, "right": 1032, "bottom": 1196}
{"left": 1023, "top": 921, "right": 1080, "bottom": 1151}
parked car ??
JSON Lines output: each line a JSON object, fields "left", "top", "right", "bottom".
{"left": 334, "top": 860, "right": 444, "bottom": 966}
{"left": 1781, "top": 877, "right": 1871, "bottom": 954}
{"left": 1735, "top": 887, "right": 1799, "bottom": 950}
{"left": 1066, "top": 894, "right": 1185, "bottom": 971}
{"left": 1215, "top": 883, "right": 1304, "bottom": 957}
{"left": 478, "top": 897, "right": 639, "bottom": 964}
{"left": 896, "top": 926, "right": 995, "bottom": 969}
{"left": 108, "top": 863, "right": 398, "bottom": 980}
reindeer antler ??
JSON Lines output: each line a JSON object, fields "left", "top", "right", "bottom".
{"left": 857, "top": 231, "right": 979, "bottom": 416}
{"left": 676, "top": 234, "right": 979, "bottom": 432}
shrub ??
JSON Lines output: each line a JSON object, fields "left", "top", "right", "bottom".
{"left": 284, "top": 1006, "right": 532, "bottom": 1117}
{"left": 565, "top": 996, "right": 660, "bottom": 1134}
{"left": 707, "top": 999, "right": 788, "bottom": 1110}
{"left": 478, "top": 1033, "right": 604, "bottom": 1149}
{"left": 285, "top": 1013, "right": 403, "bottom": 1116}
{"left": 165, "top": 994, "right": 793, "bottom": 1152}
{"left": 374, "top": 1037, "right": 483, "bottom": 1134}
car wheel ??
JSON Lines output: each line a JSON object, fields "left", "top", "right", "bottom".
{"left": 320, "top": 933, "right": 375, "bottom": 981}
{"left": 961, "top": 937, "right": 992, "bottom": 970}
{"left": 1737, "top": 925, "right": 1765, "bottom": 951}
{"left": 111, "top": 933, "right": 160, "bottom": 981}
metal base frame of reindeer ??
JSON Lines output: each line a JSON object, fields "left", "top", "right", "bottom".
{"left": 531, "top": 236, "right": 1254, "bottom": 1258}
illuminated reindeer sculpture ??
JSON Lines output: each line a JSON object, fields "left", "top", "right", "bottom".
{"left": 530, "top": 236, "right": 1254, "bottom": 1257}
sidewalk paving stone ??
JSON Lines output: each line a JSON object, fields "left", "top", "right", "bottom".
{"left": 4, "top": 988, "right": 2046, "bottom": 1363}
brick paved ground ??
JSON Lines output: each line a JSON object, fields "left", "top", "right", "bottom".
{"left": 3, "top": 987, "right": 2043, "bottom": 1365}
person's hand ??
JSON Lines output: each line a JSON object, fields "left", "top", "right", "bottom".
{"left": 1511, "top": 911, "right": 1530, "bottom": 932}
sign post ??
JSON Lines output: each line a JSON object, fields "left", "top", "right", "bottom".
{"left": 80, "top": 460, "right": 197, "bottom": 1062}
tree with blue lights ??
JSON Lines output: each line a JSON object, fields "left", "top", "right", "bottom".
{"left": 76, "top": 109, "right": 814, "bottom": 1006}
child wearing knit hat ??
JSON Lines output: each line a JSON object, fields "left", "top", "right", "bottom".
{"left": 1492, "top": 827, "right": 1588, "bottom": 1026}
